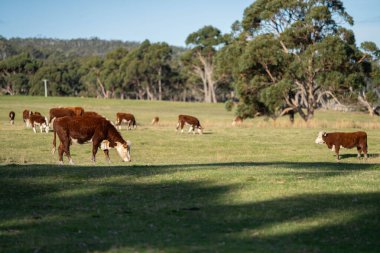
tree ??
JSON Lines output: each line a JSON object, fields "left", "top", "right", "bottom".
{"left": 221, "top": 0, "right": 362, "bottom": 121}
{"left": 356, "top": 41, "right": 380, "bottom": 115}
{"left": 144, "top": 42, "right": 172, "bottom": 100}
{"left": 0, "top": 53, "right": 40, "bottom": 95}
{"left": 184, "top": 26, "right": 228, "bottom": 103}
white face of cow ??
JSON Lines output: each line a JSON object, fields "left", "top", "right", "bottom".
{"left": 315, "top": 131, "right": 326, "bottom": 144}
{"left": 115, "top": 141, "right": 131, "bottom": 162}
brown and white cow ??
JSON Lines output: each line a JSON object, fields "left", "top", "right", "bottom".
{"left": 232, "top": 116, "right": 243, "bottom": 126}
{"left": 52, "top": 115, "right": 131, "bottom": 164}
{"left": 9, "top": 111, "right": 15, "bottom": 125}
{"left": 176, "top": 115, "right": 203, "bottom": 134}
{"left": 49, "top": 107, "right": 75, "bottom": 124}
{"left": 151, "top": 116, "right": 159, "bottom": 125}
{"left": 29, "top": 114, "right": 49, "bottom": 133}
{"left": 22, "top": 110, "right": 41, "bottom": 127}
{"left": 115, "top": 112, "right": 136, "bottom": 130}
{"left": 315, "top": 131, "right": 368, "bottom": 160}
{"left": 65, "top": 106, "right": 84, "bottom": 116}
{"left": 82, "top": 111, "right": 102, "bottom": 117}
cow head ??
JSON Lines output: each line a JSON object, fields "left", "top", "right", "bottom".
{"left": 116, "top": 141, "right": 131, "bottom": 162}
{"left": 315, "top": 131, "right": 327, "bottom": 144}
{"left": 101, "top": 140, "right": 131, "bottom": 162}
{"left": 198, "top": 126, "right": 203, "bottom": 134}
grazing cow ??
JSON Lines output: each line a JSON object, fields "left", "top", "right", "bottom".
{"left": 65, "top": 106, "right": 84, "bottom": 116}
{"left": 315, "top": 131, "right": 368, "bottom": 160}
{"left": 9, "top": 111, "right": 15, "bottom": 125}
{"left": 115, "top": 112, "right": 136, "bottom": 130}
{"left": 176, "top": 115, "right": 203, "bottom": 134}
{"left": 49, "top": 107, "right": 75, "bottom": 124}
{"left": 83, "top": 111, "right": 101, "bottom": 117}
{"left": 151, "top": 116, "right": 159, "bottom": 125}
{"left": 29, "top": 114, "right": 49, "bottom": 133}
{"left": 232, "top": 116, "right": 243, "bottom": 126}
{"left": 22, "top": 110, "right": 41, "bottom": 127}
{"left": 52, "top": 116, "right": 131, "bottom": 164}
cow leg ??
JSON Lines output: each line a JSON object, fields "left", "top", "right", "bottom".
{"left": 180, "top": 121, "right": 185, "bottom": 133}
{"left": 32, "top": 123, "right": 37, "bottom": 133}
{"left": 334, "top": 145, "right": 340, "bottom": 160}
{"left": 64, "top": 143, "right": 73, "bottom": 165}
{"left": 363, "top": 145, "right": 368, "bottom": 159}
{"left": 91, "top": 142, "right": 100, "bottom": 163}
{"left": 58, "top": 143, "right": 65, "bottom": 164}
{"left": 103, "top": 149, "right": 111, "bottom": 163}
{"left": 357, "top": 146, "right": 362, "bottom": 159}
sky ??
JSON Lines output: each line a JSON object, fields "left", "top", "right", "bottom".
{"left": 0, "top": 0, "right": 379, "bottom": 48}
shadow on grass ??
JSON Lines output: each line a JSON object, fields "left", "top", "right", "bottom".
{"left": 0, "top": 163, "right": 379, "bottom": 252}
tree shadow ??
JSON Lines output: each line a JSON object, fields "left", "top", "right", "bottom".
{"left": 0, "top": 163, "right": 380, "bottom": 252}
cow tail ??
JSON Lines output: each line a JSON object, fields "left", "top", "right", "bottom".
{"left": 52, "top": 127, "right": 57, "bottom": 155}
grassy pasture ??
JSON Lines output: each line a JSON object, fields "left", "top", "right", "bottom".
{"left": 0, "top": 96, "right": 380, "bottom": 253}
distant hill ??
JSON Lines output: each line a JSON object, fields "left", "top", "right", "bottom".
{"left": 1, "top": 37, "right": 186, "bottom": 59}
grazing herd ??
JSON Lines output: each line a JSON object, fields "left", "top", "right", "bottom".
{"left": 7, "top": 107, "right": 371, "bottom": 162}
{"left": 8, "top": 107, "right": 205, "bottom": 164}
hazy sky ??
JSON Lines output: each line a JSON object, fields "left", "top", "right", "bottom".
{"left": 1, "top": 0, "right": 379, "bottom": 47}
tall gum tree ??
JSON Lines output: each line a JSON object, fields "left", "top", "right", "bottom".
{"left": 233, "top": 0, "right": 359, "bottom": 121}
{"left": 184, "top": 26, "right": 227, "bottom": 103}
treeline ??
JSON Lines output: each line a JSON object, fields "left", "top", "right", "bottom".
{"left": 1, "top": 0, "right": 380, "bottom": 121}
{"left": 0, "top": 37, "right": 206, "bottom": 101}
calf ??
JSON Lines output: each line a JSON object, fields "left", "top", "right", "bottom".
{"left": 22, "top": 110, "right": 41, "bottom": 127}
{"left": 49, "top": 107, "right": 75, "bottom": 123}
{"left": 315, "top": 131, "right": 368, "bottom": 160}
{"left": 115, "top": 112, "right": 136, "bottom": 130}
{"left": 151, "top": 116, "right": 159, "bottom": 125}
{"left": 176, "top": 115, "right": 203, "bottom": 134}
{"left": 52, "top": 116, "right": 131, "bottom": 164}
{"left": 9, "top": 111, "right": 15, "bottom": 125}
{"left": 232, "top": 116, "right": 243, "bottom": 126}
{"left": 29, "top": 114, "right": 49, "bottom": 133}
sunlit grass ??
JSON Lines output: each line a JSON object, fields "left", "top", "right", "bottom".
{"left": 0, "top": 96, "right": 380, "bottom": 252}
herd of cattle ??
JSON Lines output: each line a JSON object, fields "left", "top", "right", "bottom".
{"left": 8, "top": 107, "right": 369, "bottom": 163}
{"left": 7, "top": 107, "right": 205, "bottom": 164}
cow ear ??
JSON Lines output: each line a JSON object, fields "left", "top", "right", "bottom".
{"left": 323, "top": 132, "right": 327, "bottom": 137}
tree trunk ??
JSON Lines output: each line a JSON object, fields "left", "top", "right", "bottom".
{"left": 358, "top": 92, "right": 375, "bottom": 116}
{"left": 158, "top": 67, "right": 162, "bottom": 100}
{"left": 96, "top": 76, "right": 108, "bottom": 98}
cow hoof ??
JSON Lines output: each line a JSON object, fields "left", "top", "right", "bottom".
{"left": 58, "top": 161, "right": 63, "bottom": 165}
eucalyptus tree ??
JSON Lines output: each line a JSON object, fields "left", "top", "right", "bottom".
{"left": 30, "top": 60, "right": 81, "bottom": 96}
{"left": 222, "top": 0, "right": 363, "bottom": 121}
{"left": 356, "top": 41, "right": 380, "bottom": 115}
{"left": 184, "top": 25, "right": 228, "bottom": 103}
{"left": 0, "top": 53, "right": 40, "bottom": 95}
{"left": 144, "top": 42, "right": 172, "bottom": 100}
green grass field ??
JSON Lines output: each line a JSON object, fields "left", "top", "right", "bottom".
{"left": 0, "top": 96, "right": 380, "bottom": 253}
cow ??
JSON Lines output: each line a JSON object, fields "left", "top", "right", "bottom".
{"left": 9, "top": 111, "right": 15, "bottom": 125}
{"left": 115, "top": 112, "right": 136, "bottom": 130}
{"left": 52, "top": 116, "right": 131, "bottom": 164}
{"left": 315, "top": 131, "right": 368, "bottom": 160}
{"left": 83, "top": 111, "right": 101, "bottom": 117}
{"left": 22, "top": 110, "right": 41, "bottom": 127}
{"left": 65, "top": 106, "right": 84, "bottom": 116}
{"left": 232, "top": 116, "right": 243, "bottom": 126}
{"left": 49, "top": 107, "right": 75, "bottom": 124}
{"left": 176, "top": 115, "right": 203, "bottom": 134}
{"left": 151, "top": 116, "right": 159, "bottom": 125}
{"left": 29, "top": 114, "right": 49, "bottom": 133}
